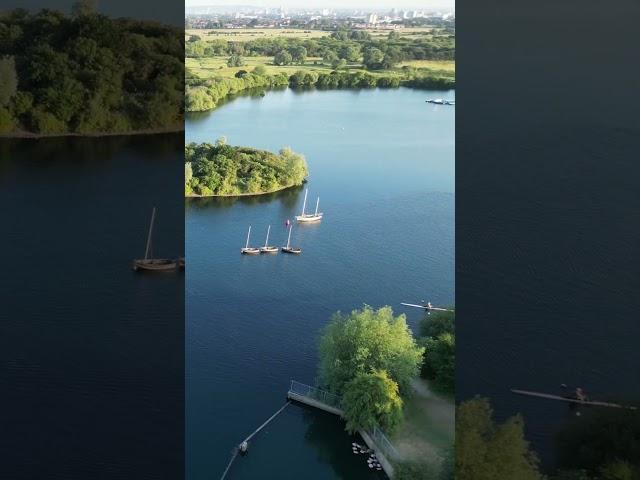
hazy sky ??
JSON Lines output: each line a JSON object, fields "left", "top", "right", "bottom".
{"left": 185, "top": 0, "right": 455, "bottom": 10}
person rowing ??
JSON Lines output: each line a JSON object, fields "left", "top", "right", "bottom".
{"left": 575, "top": 387, "right": 588, "bottom": 402}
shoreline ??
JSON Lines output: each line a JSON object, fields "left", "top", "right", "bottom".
{"left": 186, "top": 83, "right": 455, "bottom": 114}
{"left": 186, "top": 182, "right": 303, "bottom": 198}
{"left": 0, "top": 126, "right": 184, "bottom": 139}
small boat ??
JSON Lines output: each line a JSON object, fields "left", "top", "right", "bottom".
{"left": 401, "top": 301, "right": 453, "bottom": 312}
{"left": 259, "top": 225, "right": 278, "bottom": 254}
{"left": 240, "top": 226, "right": 260, "bottom": 255}
{"left": 281, "top": 224, "right": 301, "bottom": 254}
{"left": 295, "top": 188, "right": 323, "bottom": 223}
{"left": 133, "top": 207, "right": 178, "bottom": 271}
{"left": 511, "top": 388, "right": 637, "bottom": 410}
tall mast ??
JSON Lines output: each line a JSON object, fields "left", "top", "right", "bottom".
{"left": 245, "top": 226, "right": 251, "bottom": 249}
{"left": 144, "top": 207, "right": 156, "bottom": 260}
{"left": 265, "top": 225, "right": 271, "bottom": 247}
{"left": 301, "top": 188, "right": 308, "bottom": 216}
{"left": 287, "top": 225, "right": 292, "bottom": 248}
{"left": 314, "top": 197, "right": 320, "bottom": 216}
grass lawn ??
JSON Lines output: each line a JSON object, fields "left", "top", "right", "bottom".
{"left": 393, "top": 378, "right": 454, "bottom": 466}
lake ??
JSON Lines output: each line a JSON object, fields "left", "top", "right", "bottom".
{"left": 186, "top": 87, "right": 455, "bottom": 479}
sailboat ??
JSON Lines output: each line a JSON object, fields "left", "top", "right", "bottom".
{"left": 133, "top": 207, "right": 178, "bottom": 271}
{"left": 281, "top": 224, "right": 301, "bottom": 254}
{"left": 240, "top": 226, "right": 260, "bottom": 255}
{"left": 295, "top": 188, "right": 323, "bottom": 223}
{"left": 260, "top": 225, "right": 278, "bottom": 253}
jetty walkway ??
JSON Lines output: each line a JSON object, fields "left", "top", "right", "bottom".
{"left": 287, "top": 380, "right": 400, "bottom": 478}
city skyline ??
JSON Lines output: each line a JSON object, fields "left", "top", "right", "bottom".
{"left": 185, "top": 1, "right": 455, "bottom": 11}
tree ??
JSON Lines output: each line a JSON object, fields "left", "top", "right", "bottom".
{"left": 71, "top": 0, "right": 97, "bottom": 17}
{"left": 388, "top": 30, "right": 401, "bottom": 41}
{"left": 323, "top": 50, "right": 338, "bottom": 65}
{"left": 421, "top": 333, "right": 455, "bottom": 392}
{"left": 382, "top": 46, "right": 403, "bottom": 69}
{"left": 420, "top": 310, "right": 455, "bottom": 338}
{"left": 290, "top": 45, "right": 307, "bottom": 64}
{"left": 332, "top": 58, "right": 346, "bottom": 70}
{"left": 338, "top": 43, "right": 360, "bottom": 62}
{"left": 363, "top": 47, "right": 385, "bottom": 70}
{"left": 419, "top": 310, "right": 455, "bottom": 392}
{"left": 342, "top": 370, "right": 403, "bottom": 434}
{"left": 318, "top": 305, "right": 424, "bottom": 394}
{"left": 227, "top": 54, "right": 245, "bottom": 67}
{"left": 273, "top": 50, "right": 293, "bottom": 66}
{"left": 0, "top": 56, "right": 17, "bottom": 107}
{"left": 456, "top": 398, "right": 543, "bottom": 480}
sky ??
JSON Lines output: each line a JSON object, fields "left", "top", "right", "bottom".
{"left": 185, "top": 0, "right": 455, "bottom": 10}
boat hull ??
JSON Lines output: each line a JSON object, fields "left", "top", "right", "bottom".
{"left": 281, "top": 247, "right": 302, "bottom": 254}
{"left": 260, "top": 246, "right": 279, "bottom": 254}
{"left": 241, "top": 248, "right": 260, "bottom": 255}
{"left": 133, "top": 259, "right": 178, "bottom": 271}
{"left": 295, "top": 214, "right": 323, "bottom": 223}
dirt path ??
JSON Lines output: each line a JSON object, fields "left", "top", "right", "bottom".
{"left": 393, "top": 378, "right": 455, "bottom": 465}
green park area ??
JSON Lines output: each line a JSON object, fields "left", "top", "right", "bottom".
{"left": 185, "top": 26, "right": 455, "bottom": 112}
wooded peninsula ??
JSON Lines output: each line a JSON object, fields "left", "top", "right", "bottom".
{"left": 185, "top": 140, "right": 308, "bottom": 197}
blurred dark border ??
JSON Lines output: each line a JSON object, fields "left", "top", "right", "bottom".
{"left": 457, "top": 0, "right": 640, "bottom": 472}
{"left": 0, "top": 1, "right": 184, "bottom": 479}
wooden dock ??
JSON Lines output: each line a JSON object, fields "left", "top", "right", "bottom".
{"left": 287, "top": 380, "right": 398, "bottom": 478}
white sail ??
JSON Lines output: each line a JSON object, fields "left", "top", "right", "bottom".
{"left": 245, "top": 226, "right": 251, "bottom": 249}
{"left": 300, "top": 189, "right": 308, "bottom": 216}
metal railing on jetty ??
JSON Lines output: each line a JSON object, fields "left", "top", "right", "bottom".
{"left": 288, "top": 380, "right": 343, "bottom": 411}
{"left": 372, "top": 425, "right": 400, "bottom": 461}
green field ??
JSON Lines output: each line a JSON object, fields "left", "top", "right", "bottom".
{"left": 187, "top": 56, "right": 454, "bottom": 81}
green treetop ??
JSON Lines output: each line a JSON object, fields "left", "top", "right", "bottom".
{"left": 318, "top": 305, "right": 424, "bottom": 395}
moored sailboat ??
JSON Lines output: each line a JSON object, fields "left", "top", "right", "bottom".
{"left": 295, "top": 188, "right": 323, "bottom": 223}
{"left": 281, "top": 224, "right": 301, "bottom": 254}
{"left": 133, "top": 207, "right": 178, "bottom": 271}
{"left": 259, "top": 225, "right": 278, "bottom": 253}
{"left": 241, "top": 226, "right": 260, "bottom": 255}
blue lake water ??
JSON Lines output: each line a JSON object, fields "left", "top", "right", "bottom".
{"left": 186, "top": 88, "right": 455, "bottom": 479}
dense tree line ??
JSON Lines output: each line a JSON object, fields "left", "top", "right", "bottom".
{"left": 418, "top": 310, "right": 455, "bottom": 394}
{"left": 186, "top": 28, "right": 454, "bottom": 67}
{"left": 185, "top": 138, "right": 308, "bottom": 196}
{"left": 0, "top": 6, "right": 183, "bottom": 135}
{"left": 185, "top": 68, "right": 454, "bottom": 112}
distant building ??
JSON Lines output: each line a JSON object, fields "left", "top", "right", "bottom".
{"left": 367, "top": 13, "right": 378, "bottom": 24}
